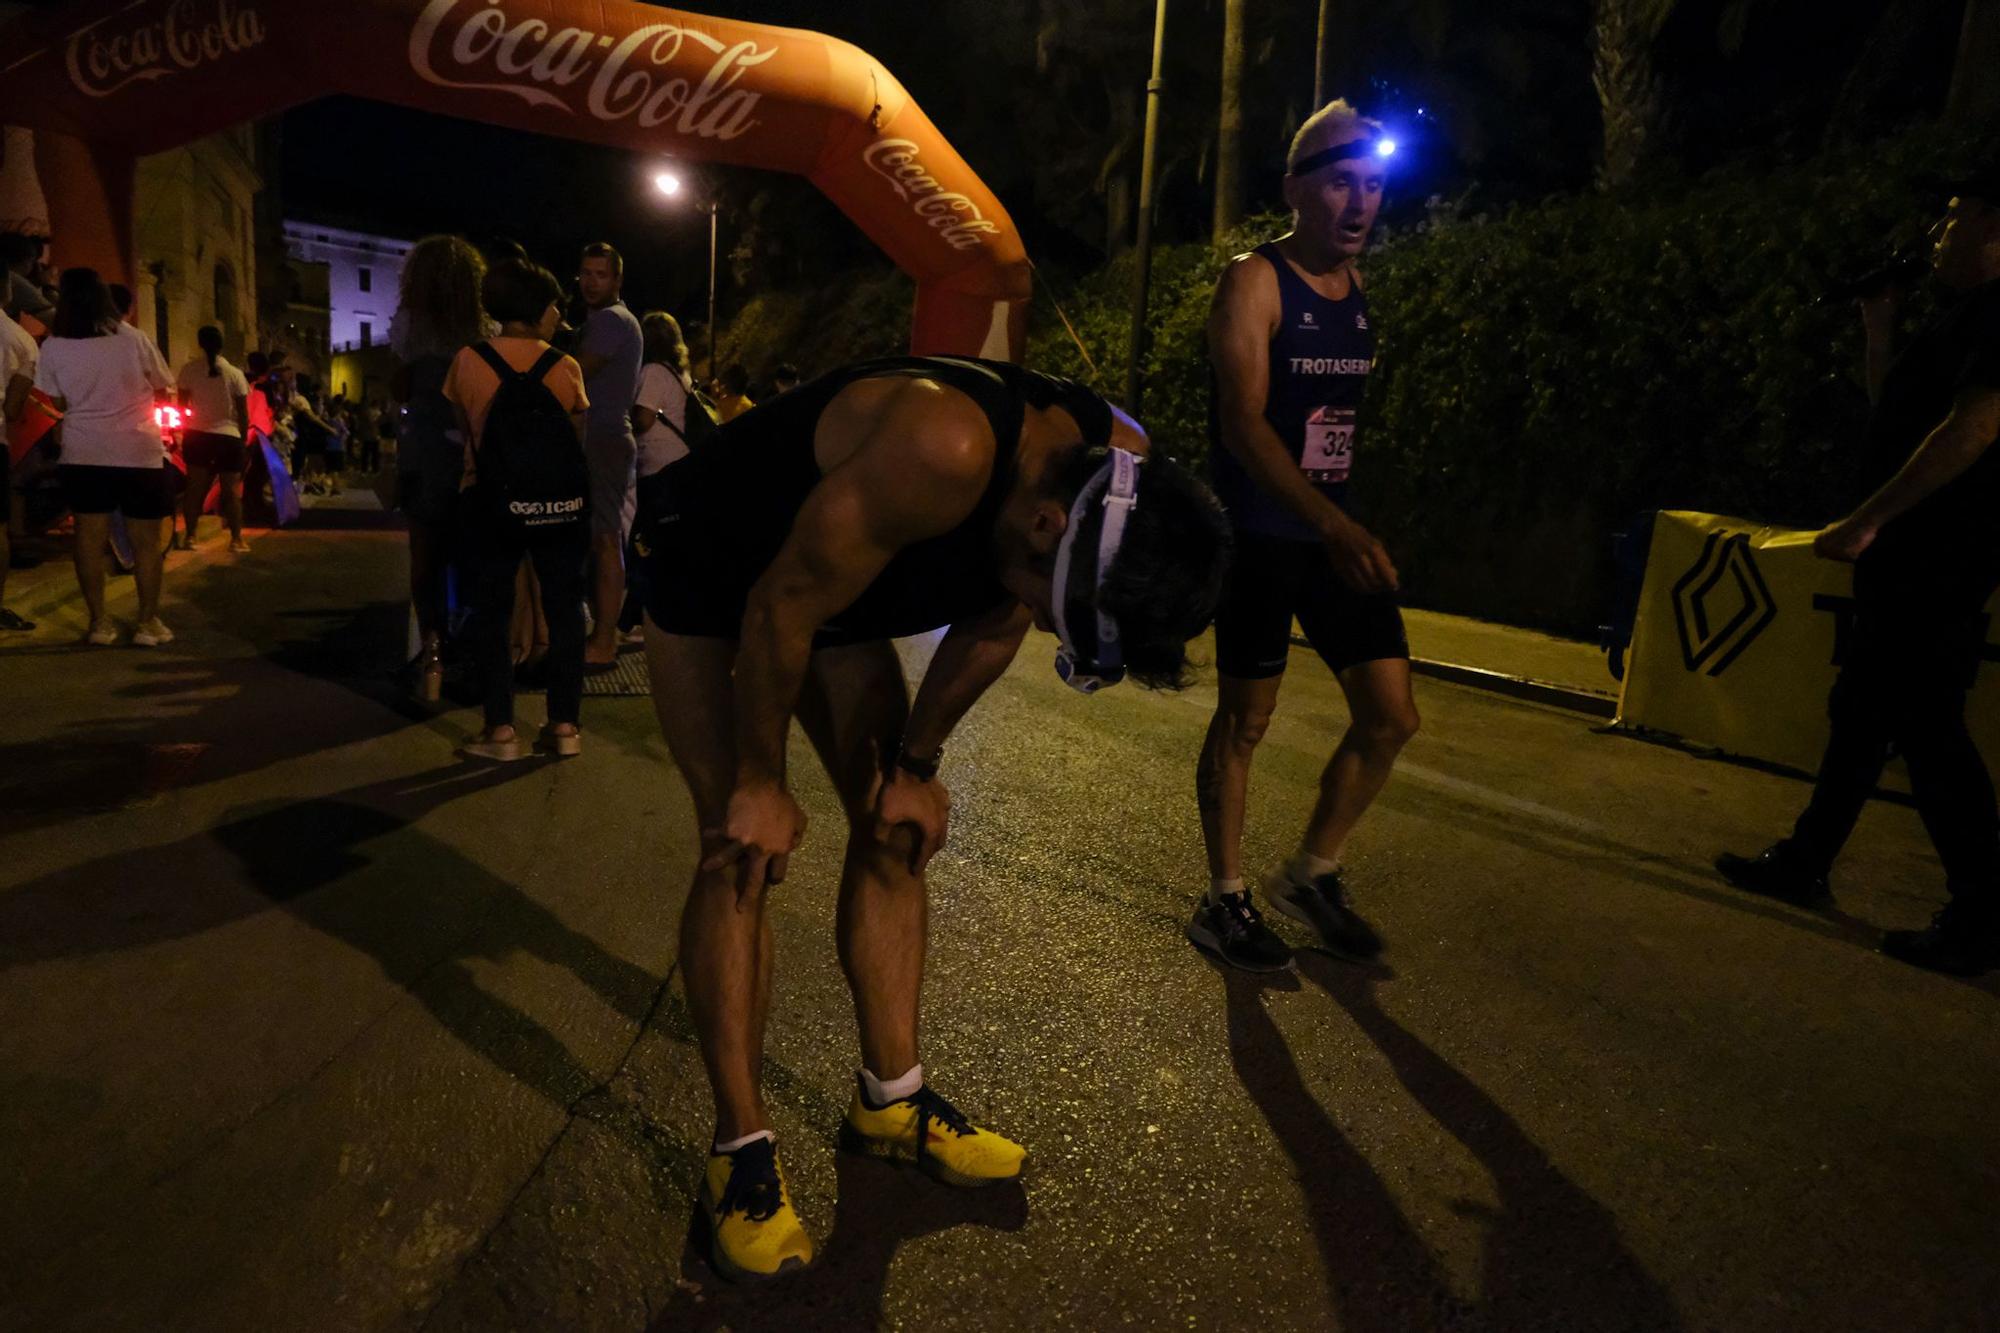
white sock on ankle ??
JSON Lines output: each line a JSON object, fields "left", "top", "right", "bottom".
{"left": 860, "top": 1063, "right": 924, "bottom": 1107}
{"left": 1207, "top": 877, "right": 1246, "bottom": 905}
{"left": 712, "top": 1129, "right": 774, "bottom": 1155}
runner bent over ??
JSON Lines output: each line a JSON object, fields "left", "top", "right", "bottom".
{"left": 644, "top": 355, "right": 1231, "bottom": 1280}
{"left": 1189, "top": 100, "right": 1419, "bottom": 973}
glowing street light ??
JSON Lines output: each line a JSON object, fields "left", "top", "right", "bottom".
{"left": 648, "top": 161, "right": 721, "bottom": 380}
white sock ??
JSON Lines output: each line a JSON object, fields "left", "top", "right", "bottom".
{"left": 1287, "top": 850, "right": 1340, "bottom": 884}
{"left": 712, "top": 1128, "right": 774, "bottom": 1155}
{"left": 860, "top": 1063, "right": 924, "bottom": 1107}
{"left": 1207, "top": 877, "right": 1246, "bottom": 905}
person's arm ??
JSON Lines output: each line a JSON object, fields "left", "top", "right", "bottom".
{"left": 1207, "top": 254, "right": 1398, "bottom": 592}
{"left": 563, "top": 357, "right": 590, "bottom": 446}
{"left": 1861, "top": 293, "right": 1898, "bottom": 405}
{"left": 709, "top": 399, "right": 992, "bottom": 899}
{"left": 630, "top": 363, "right": 662, "bottom": 435}
{"left": 1816, "top": 386, "right": 2000, "bottom": 561}
{"left": 871, "top": 598, "right": 1035, "bottom": 871}
{"left": 573, "top": 311, "right": 613, "bottom": 381}
{"left": 4, "top": 370, "right": 31, "bottom": 421}
{"left": 232, "top": 390, "right": 249, "bottom": 434}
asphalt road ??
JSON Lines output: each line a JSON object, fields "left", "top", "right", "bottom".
{"left": 2, "top": 502, "right": 1995, "bottom": 1333}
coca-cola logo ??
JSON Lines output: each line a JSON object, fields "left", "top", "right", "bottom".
{"left": 409, "top": 0, "right": 773, "bottom": 141}
{"left": 862, "top": 138, "right": 1001, "bottom": 253}
{"left": 65, "top": 0, "right": 266, "bottom": 99}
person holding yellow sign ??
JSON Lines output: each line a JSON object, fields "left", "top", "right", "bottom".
{"left": 1717, "top": 161, "right": 2000, "bottom": 978}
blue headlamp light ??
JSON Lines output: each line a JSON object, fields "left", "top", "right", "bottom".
{"left": 1049, "top": 449, "right": 1141, "bottom": 695}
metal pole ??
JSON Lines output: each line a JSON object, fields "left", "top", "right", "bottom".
{"left": 1124, "top": 0, "right": 1168, "bottom": 416}
{"left": 706, "top": 200, "right": 719, "bottom": 384}
{"left": 1313, "top": 0, "right": 1332, "bottom": 107}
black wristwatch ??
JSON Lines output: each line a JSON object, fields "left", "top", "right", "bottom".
{"left": 893, "top": 746, "right": 942, "bottom": 783}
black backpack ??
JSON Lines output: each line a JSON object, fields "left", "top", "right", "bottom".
{"left": 469, "top": 342, "right": 589, "bottom": 538}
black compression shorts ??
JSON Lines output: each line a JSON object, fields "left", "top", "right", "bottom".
{"left": 1213, "top": 529, "right": 1409, "bottom": 679}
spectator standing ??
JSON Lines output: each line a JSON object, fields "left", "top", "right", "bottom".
{"left": 352, "top": 399, "right": 381, "bottom": 474}
{"left": 625, "top": 310, "right": 696, "bottom": 637}
{"left": 443, "top": 258, "right": 591, "bottom": 760}
{"left": 1, "top": 233, "right": 53, "bottom": 331}
{"left": 175, "top": 326, "right": 252, "bottom": 552}
{"left": 713, "top": 362, "right": 756, "bottom": 422}
{"left": 632, "top": 311, "right": 695, "bottom": 478}
{"left": 0, "top": 303, "right": 37, "bottom": 630}
{"left": 33, "top": 268, "right": 176, "bottom": 646}
{"left": 571, "top": 241, "right": 642, "bottom": 668}
{"left": 392, "top": 234, "right": 491, "bottom": 701}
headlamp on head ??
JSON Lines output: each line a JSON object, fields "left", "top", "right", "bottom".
{"left": 1289, "top": 130, "right": 1394, "bottom": 177}
{"left": 1050, "top": 449, "right": 1141, "bottom": 695}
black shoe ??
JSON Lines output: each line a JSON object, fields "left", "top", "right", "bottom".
{"left": 1715, "top": 844, "right": 1832, "bottom": 908}
{"left": 8, "top": 549, "right": 42, "bottom": 569}
{"left": 0, "top": 607, "right": 33, "bottom": 632}
{"left": 1881, "top": 903, "right": 2000, "bottom": 977}
{"left": 1187, "top": 892, "right": 1295, "bottom": 973}
{"left": 1266, "top": 867, "right": 1384, "bottom": 960}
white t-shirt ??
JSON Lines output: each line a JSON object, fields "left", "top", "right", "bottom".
{"left": 176, "top": 354, "right": 250, "bottom": 438}
{"left": 34, "top": 331, "right": 172, "bottom": 468}
{"left": 0, "top": 308, "right": 37, "bottom": 448}
{"left": 634, "top": 361, "right": 691, "bottom": 476}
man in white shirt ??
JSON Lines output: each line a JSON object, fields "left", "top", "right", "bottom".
{"left": 0, "top": 305, "right": 37, "bottom": 630}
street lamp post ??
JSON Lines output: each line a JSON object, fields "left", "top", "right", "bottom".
{"left": 653, "top": 166, "right": 722, "bottom": 383}
{"left": 1125, "top": 0, "right": 1169, "bottom": 417}
{"left": 706, "top": 197, "right": 718, "bottom": 385}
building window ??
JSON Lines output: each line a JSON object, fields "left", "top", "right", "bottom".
{"left": 358, "top": 267, "right": 371, "bottom": 293}
{"left": 360, "top": 321, "right": 373, "bottom": 348}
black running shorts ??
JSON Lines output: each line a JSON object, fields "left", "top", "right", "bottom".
{"left": 183, "top": 430, "right": 248, "bottom": 473}
{"left": 1213, "top": 529, "right": 1409, "bottom": 679}
{"left": 59, "top": 463, "right": 180, "bottom": 519}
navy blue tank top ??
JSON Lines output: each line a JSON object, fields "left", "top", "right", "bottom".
{"left": 1208, "top": 241, "right": 1375, "bottom": 541}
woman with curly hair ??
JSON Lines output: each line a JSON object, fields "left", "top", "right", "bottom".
{"left": 390, "top": 234, "right": 491, "bottom": 701}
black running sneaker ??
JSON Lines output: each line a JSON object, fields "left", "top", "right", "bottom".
{"left": 1714, "top": 844, "right": 1833, "bottom": 909}
{"left": 1881, "top": 903, "right": 2000, "bottom": 977}
{"left": 1266, "top": 867, "right": 1384, "bottom": 960}
{"left": 1187, "top": 892, "right": 1295, "bottom": 972}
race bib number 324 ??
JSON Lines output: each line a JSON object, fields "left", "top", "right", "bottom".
{"left": 1302, "top": 406, "right": 1355, "bottom": 485}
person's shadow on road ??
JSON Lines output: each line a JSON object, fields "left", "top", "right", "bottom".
{"left": 649, "top": 1149, "right": 1029, "bottom": 1333}
{"left": 0, "top": 761, "right": 662, "bottom": 1114}
{"left": 1224, "top": 956, "right": 1684, "bottom": 1332}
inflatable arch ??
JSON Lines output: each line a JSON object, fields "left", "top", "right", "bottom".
{"left": 0, "top": 0, "right": 1031, "bottom": 358}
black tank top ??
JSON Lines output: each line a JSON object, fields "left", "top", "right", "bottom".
{"left": 1208, "top": 241, "right": 1374, "bottom": 540}
{"left": 674, "top": 356, "right": 1113, "bottom": 644}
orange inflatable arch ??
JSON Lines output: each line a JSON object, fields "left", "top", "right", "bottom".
{"left": 0, "top": 0, "right": 1031, "bottom": 359}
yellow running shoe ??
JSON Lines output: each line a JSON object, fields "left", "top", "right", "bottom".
{"left": 699, "top": 1137, "right": 814, "bottom": 1282}
{"left": 838, "top": 1079, "right": 1026, "bottom": 1187}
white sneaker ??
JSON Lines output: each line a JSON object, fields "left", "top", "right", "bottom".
{"left": 132, "top": 618, "right": 175, "bottom": 647}
{"left": 85, "top": 620, "right": 120, "bottom": 646}
{"left": 228, "top": 537, "right": 252, "bottom": 554}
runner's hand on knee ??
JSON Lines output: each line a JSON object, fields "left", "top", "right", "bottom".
{"left": 873, "top": 771, "right": 950, "bottom": 874}
{"left": 704, "top": 783, "right": 809, "bottom": 906}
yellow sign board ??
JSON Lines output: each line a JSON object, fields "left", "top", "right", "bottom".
{"left": 1616, "top": 511, "right": 2000, "bottom": 773}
